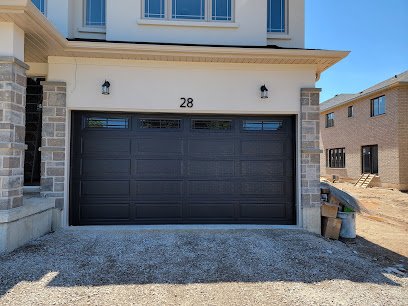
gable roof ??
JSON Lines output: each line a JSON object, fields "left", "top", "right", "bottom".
{"left": 320, "top": 70, "right": 408, "bottom": 112}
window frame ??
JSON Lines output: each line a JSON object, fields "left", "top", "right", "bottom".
{"left": 267, "top": 0, "right": 288, "bottom": 34}
{"left": 326, "top": 112, "right": 335, "bottom": 128}
{"left": 327, "top": 148, "right": 346, "bottom": 169}
{"left": 142, "top": 0, "right": 235, "bottom": 22}
{"left": 370, "top": 95, "right": 386, "bottom": 117}
{"left": 347, "top": 105, "right": 354, "bottom": 118}
{"left": 83, "top": 0, "right": 106, "bottom": 28}
{"left": 32, "top": 0, "right": 47, "bottom": 15}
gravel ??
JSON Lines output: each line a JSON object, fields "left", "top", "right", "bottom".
{"left": 0, "top": 228, "right": 406, "bottom": 305}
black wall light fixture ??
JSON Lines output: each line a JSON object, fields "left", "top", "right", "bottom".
{"left": 102, "top": 80, "right": 111, "bottom": 95}
{"left": 260, "top": 84, "right": 269, "bottom": 99}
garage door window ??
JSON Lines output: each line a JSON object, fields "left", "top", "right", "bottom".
{"left": 192, "top": 120, "right": 232, "bottom": 130}
{"left": 243, "top": 120, "right": 283, "bottom": 131}
{"left": 140, "top": 119, "right": 181, "bottom": 129}
{"left": 85, "top": 117, "right": 129, "bottom": 129}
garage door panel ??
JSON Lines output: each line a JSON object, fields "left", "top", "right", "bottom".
{"left": 135, "top": 203, "right": 182, "bottom": 219}
{"left": 240, "top": 140, "right": 285, "bottom": 156}
{"left": 188, "top": 203, "right": 235, "bottom": 219}
{"left": 241, "top": 160, "right": 284, "bottom": 176}
{"left": 187, "top": 181, "right": 235, "bottom": 195}
{"left": 131, "top": 180, "right": 183, "bottom": 196}
{"left": 239, "top": 202, "right": 287, "bottom": 219}
{"left": 81, "top": 137, "right": 131, "bottom": 155}
{"left": 240, "top": 181, "right": 285, "bottom": 196}
{"left": 135, "top": 137, "right": 184, "bottom": 155}
{"left": 134, "top": 160, "right": 183, "bottom": 177}
{"left": 188, "top": 139, "right": 234, "bottom": 155}
{"left": 188, "top": 160, "right": 234, "bottom": 176}
{"left": 81, "top": 180, "right": 130, "bottom": 196}
{"left": 81, "top": 159, "right": 131, "bottom": 176}
{"left": 80, "top": 203, "right": 131, "bottom": 221}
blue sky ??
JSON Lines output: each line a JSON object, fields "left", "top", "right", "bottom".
{"left": 305, "top": 0, "right": 408, "bottom": 102}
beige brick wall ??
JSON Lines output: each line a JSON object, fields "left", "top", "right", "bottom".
{"left": 320, "top": 86, "right": 407, "bottom": 189}
{"left": 397, "top": 86, "right": 408, "bottom": 190}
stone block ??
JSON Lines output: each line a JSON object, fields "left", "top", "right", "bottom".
{"left": 52, "top": 152, "right": 65, "bottom": 161}
{"left": 41, "top": 177, "right": 54, "bottom": 192}
{"left": 47, "top": 138, "right": 65, "bottom": 147}
{"left": 3, "top": 157, "right": 20, "bottom": 169}
{"left": 47, "top": 167, "right": 64, "bottom": 177}
{"left": 47, "top": 93, "right": 66, "bottom": 107}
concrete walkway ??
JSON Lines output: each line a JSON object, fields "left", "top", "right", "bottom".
{"left": 0, "top": 228, "right": 406, "bottom": 305}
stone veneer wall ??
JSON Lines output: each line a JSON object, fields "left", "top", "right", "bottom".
{"left": 40, "top": 82, "right": 67, "bottom": 210}
{"left": 0, "top": 57, "right": 28, "bottom": 210}
{"left": 300, "top": 88, "right": 321, "bottom": 234}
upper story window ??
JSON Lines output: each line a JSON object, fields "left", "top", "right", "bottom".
{"left": 267, "top": 0, "right": 286, "bottom": 33}
{"left": 326, "top": 112, "right": 335, "bottom": 128}
{"left": 348, "top": 105, "right": 354, "bottom": 118}
{"left": 144, "top": 0, "right": 232, "bottom": 21}
{"left": 85, "top": 0, "right": 106, "bottom": 27}
{"left": 32, "top": 0, "right": 46, "bottom": 14}
{"left": 371, "top": 96, "right": 386, "bottom": 117}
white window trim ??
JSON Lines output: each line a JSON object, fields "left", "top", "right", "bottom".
{"left": 83, "top": 0, "right": 107, "bottom": 29}
{"left": 33, "top": 0, "right": 47, "bottom": 15}
{"left": 267, "top": 0, "right": 288, "bottom": 35}
{"left": 141, "top": 0, "right": 235, "bottom": 23}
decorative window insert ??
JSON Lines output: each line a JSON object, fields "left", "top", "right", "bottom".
{"left": 348, "top": 106, "right": 354, "bottom": 118}
{"left": 243, "top": 120, "right": 283, "bottom": 131}
{"left": 85, "top": 0, "right": 106, "bottom": 27}
{"left": 267, "top": 0, "right": 286, "bottom": 33}
{"left": 371, "top": 96, "right": 386, "bottom": 117}
{"left": 140, "top": 119, "right": 181, "bottom": 129}
{"left": 143, "top": 0, "right": 233, "bottom": 21}
{"left": 32, "top": 0, "right": 46, "bottom": 14}
{"left": 192, "top": 120, "right": 232, "bottom": 130}
{"left": 326, "top": 112, "right": 335, "bottom": 128}
{"left": 327, "top": 148, "right": 346, "bottom": 168}
{"left": 85, "top": 117, "right": 129, "bottom": 129}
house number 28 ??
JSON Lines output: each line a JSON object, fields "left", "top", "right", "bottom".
{"left": 180, "top": 98, "right": 194, "bottom": 108}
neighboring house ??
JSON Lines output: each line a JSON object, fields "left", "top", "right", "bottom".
{"left": 0, "top": 0, "right": 348, "bottom": 253}
{"left": 320, "top": 71, "right": 408, "bottom": 190}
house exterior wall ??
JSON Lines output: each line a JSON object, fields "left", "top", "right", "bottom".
{"left": 45, "top": 56, "right": 318, "bottom": 229}
{"left": 320, "top": 86, "right": 408, "bottom": 189}
{"left": 47, "top": 57, "right": 316, "bottom": 113}
{"left": 45, "top": 0, "right": 305, "bottom": 48}
{"left": 397, "top": 86, "right": 408, "bottom": 189}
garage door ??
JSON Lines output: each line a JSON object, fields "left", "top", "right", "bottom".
{"left": 70, "top": 112, "right": 295, "bottom": 225}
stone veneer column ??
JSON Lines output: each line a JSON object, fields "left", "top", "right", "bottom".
{"left": 300, "top": 88, "right": 322, "bottom": 234}
{"left": 0, "top": 57, "right": 28, "bottom": 210}
{"left": 40, "top": 82, "right": 67, "bottom": 210}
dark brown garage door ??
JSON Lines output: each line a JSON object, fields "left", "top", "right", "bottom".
{"left": 70, "top": 112, "right": 295, "bottom": 225}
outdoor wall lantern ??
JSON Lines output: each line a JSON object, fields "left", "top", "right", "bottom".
{"left": 102, "top": 80, "right": 111, "bottom": 95}
{"left": 260, "top": 84, "right": 269, "bottom": 99}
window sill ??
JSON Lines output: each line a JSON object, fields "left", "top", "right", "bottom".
{"left": 326, "top": 168, "right": 346, "bottom": 170}
{"left": 137, "top": 19, "right": 239, "bottom": 28}
{"left": 267, "top": 33, "right": 291, "bottom": 40}
{"left": 370, "top": 113, "right": 386, "bottom": 118}
{"left": 78, "top": 27, "right": 106, "bottom": 34}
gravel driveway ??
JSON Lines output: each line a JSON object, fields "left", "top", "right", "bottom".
{"left": 0, "top": 228, "right": 406, "bottom": 305}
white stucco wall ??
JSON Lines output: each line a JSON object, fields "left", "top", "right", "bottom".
{"left": 43, "top": 0, "right": 305, "bottom": 48}
{"left": 46, "top": 0, "right": 70, "bottom": 37}
{"left": 106, "top": 0, "right": 266, "bottom": 46}
{"left": 47, "top": 57, "right": 316, "bottom": 114}
{"left": 0, "top": 22, "right": 24, "bottom": 61}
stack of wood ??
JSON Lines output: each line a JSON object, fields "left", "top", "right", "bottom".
{"left": 320, "top": 187, "right": 342, "bottom": 240}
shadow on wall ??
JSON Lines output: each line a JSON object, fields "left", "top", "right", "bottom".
{"left": 0, "top": 229, "right": 405, "bottom": 296}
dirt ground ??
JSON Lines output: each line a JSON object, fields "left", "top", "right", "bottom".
{"left": 329, "top": 182, "right": 408, "bottom": 268}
